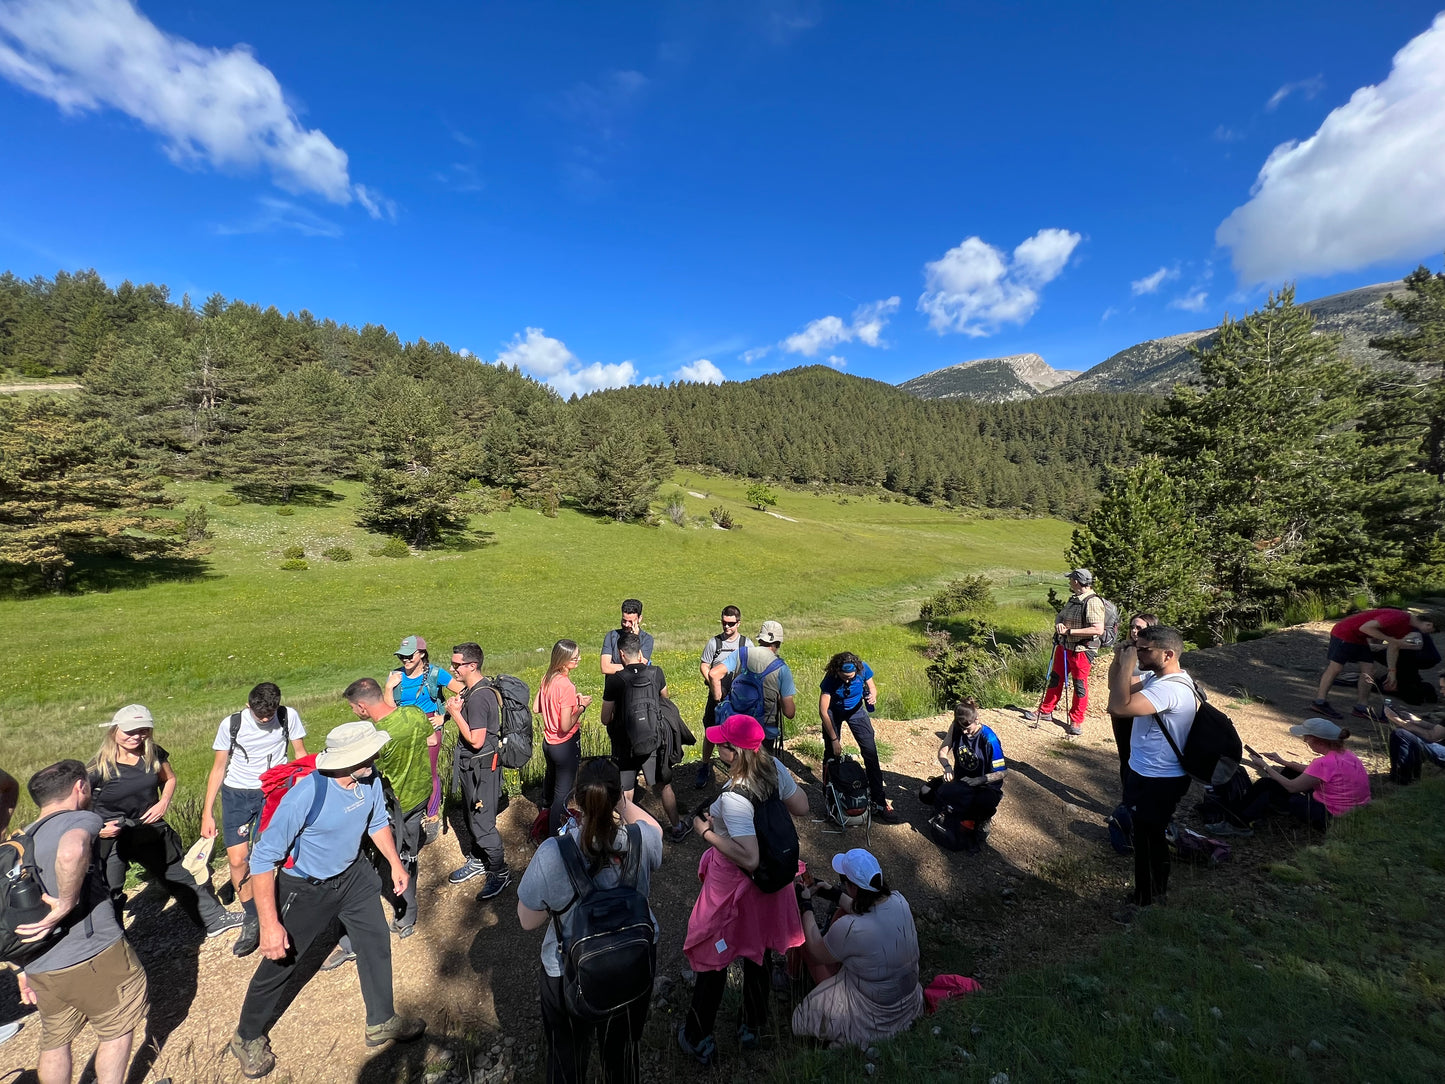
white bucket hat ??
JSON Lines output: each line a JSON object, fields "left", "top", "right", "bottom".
{"left": 315, "top": 720, "right": 390, "bottom": 771}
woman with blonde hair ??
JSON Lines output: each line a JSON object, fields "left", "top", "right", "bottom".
{"left": 678, "top": 714, "right": 810, "bottom": 1065}
{"left": 89, "top": 705, "right": 242, "bottom": 937}
{"left": 532, "top": 639, "right": 593, "bottom": 837}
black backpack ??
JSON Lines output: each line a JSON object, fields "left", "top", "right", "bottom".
{"left": 551, "top": 826, "right": 657, "bottom": 1022}
{"left": 227, "top": 706, "right": 292, "bottom": 760}
{"left": 621, "top": 665, "right": 664, "bottom": 757}
{"left": 1, "top": 812, "right": 90, "bottom": 967}
{"left": 738, "top": 782, "right": 800, "bottom": 893}
{"left": 1152, "top": 676, "right": 1243, "bottom": 787}
{"left": 483, "top": 675, "right": 535, "bottom": 770}
{"left": 823, "top": 755, "right": 870, "bottom": 824}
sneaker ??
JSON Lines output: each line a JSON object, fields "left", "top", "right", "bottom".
{"left": 233, "top": 914, "right": 260, "bottom": 958}
{"left": 694, "top": 760, "right": 714, "bottom": 788}
{"left": 447, "top": 857, "right": 488, "bottom": 885}
{"left": 1351, "top": 703, "right": 1373, "bottom": 720}
{"left": 1022, "top": 710, "right": 1053, "bottom": 728}
{"left": 738, "top": 1021, "right": 761, "bottom": 1051}
{"left": 476, "top": 870, "right": 512, "bottom": 901}
{"left": 1311, "top": 699, "right": 1344, "bottom": 720}
{"left": 677, "top": 1024, "right": 716, "bottom": 1067}
{"left": 669, "top": 821, "right": 694, "bottom": 843}
{"left": 228, "top": 1032, "right": 276, "bottom": 1079}
{"left": 1062, "top": 723, "right": 1083, "bottom": 737}
{"left": 364, "top": 1014, "right": 426, "bottom": 1048}
{"left": 421, "top": 815, "right": 441, "bottom": 845}
{"left": 1204, "top": 821, "right": 1254, "bottom": 838}
{"left": 0, "top": 1021, "right": 22, "bottom": 1045}
{"left": 321, "top": 944, "right": 356, "bottom": 971}
{"left": 871, "top": 802, "right": 899, "bottom": 823}
{"left": 204, "top": 910, "right": 246, "bottom": 938}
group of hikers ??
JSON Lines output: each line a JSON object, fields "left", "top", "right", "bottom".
{"left": 3, "top": 583, "right": 1441, "bottom": 1083}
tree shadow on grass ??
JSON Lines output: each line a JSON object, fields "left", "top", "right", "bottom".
{"left": 433, "top": 528, "right": 497, "bottom": 553}
{"left": 231, "top": 482, "right": 345, "bottom": 506}
{"left": 0, "top": 554, "right": 216, "bottom": 599}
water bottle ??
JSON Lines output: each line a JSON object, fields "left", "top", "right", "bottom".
{"left": 8, "top": 875, "right": 49, "bottom": 926}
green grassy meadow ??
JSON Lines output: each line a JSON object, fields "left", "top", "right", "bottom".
{"left": 0, "top": 473, "right": 1073, "bottom": 818}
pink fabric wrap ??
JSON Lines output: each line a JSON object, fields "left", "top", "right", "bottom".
{"left": 683, "top": 847, "right": 804, "bottom": 971}
{"left": 923, "top": 974, "right": 982, "bottom": 1013}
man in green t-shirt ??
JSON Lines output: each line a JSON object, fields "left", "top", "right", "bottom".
{"left": 323, "top": 677, "right": 433, "bottom": 970}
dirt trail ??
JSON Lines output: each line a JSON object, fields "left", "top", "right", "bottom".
{"left": 2, "top": 621, "right": 1414, "bottom": 1083}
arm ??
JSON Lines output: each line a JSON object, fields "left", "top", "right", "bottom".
{"left": 600, "top": 654, "right": 623, "bottom": 676}
{"left": 936, "top": 740, "right": 954, "bottom": 778}
{"left": 800, "top": 907, "right": 841, "bottom": 965}
{"left": 780, "top": 694, "right": 796, "bottom": 721}
{"left": 1106, "top": 646, "right": 1151, "bottom": 717}
{"left": 16, "top": 826, "right": 92, "bottom": 939}
{"left": 141, "top": 759, "right": 177, "bottom": 824}
{"left": 707, "top": 660, "right": 730, "bottom": 698}
{"left": 695, "top": 816, "right": 761, "bottom": 871}
{"left": 382, "top": 670, "right": 401, "bottom": 708}
{"left": 0, "top": 767, "right": 18, "bottom": 837}
{"left": 200, "top": 749, "right": 229, "bottom": 839}
{"left": 517, "top": 896, "right": 549, "bottom": 931}
{"left": 864, "top": 677, "right": 878, "bottom": 708}
{"left": 1399, "top": 719, "right": 1445, "bottom": 743}
{"left": 251, "top": 869, "right": 290, "bottom": 960}
{"left": 783, "top": 787, "right": 810, "bottom": 817}
{"left": 600, "top": 698, "right": 615, "bottom": 730}
{"left": 290, "top": 738, "right": 308, "bottom": 757}
{"left": 1255, "top": 759, "right": 1322, "bottom": 794}
{"left": 367, "top": 824, "right": 408, "bottom": 896}
{"left": 1382, "top": 639, "right": 1401, "bottom": 692}
{"left": 619, "top": 791, "right": 662, "bottom": 834}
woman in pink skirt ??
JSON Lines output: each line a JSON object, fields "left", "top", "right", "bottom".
{"left": 678, "top": 714, "right": 810, "bottom": 1065}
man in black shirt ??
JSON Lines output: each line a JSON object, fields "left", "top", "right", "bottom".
{"left": 443, "top": 642, "right": 510, "bottom": 899}
{"left": 601, "top": 632, "right": 688, "bottom": 842}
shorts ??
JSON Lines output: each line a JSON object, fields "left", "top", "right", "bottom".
{"left": 28, "top": 938, "right": 148, "bottom": 1050}
{"left": 618, "top": 748, "right": 670, "bottom": 792}
{"left": 1326, "top": 636, "right": 1376, "bottom": 666}
{"left": 220, "top": 785, "right": 265, "bottom": 848}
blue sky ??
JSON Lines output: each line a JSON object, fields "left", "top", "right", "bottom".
{"left": 3, "top": 1, "right": 1444, "bottom": 393}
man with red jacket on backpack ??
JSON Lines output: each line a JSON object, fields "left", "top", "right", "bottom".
{"left": 1024, "top": 570, "right": 1106, "bottom": 737}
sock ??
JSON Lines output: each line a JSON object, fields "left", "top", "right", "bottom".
{"left": 242, "top": 897, "right": 257, "bottom": 919}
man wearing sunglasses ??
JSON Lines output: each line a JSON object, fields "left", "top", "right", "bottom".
{"left": 695, "top": 606, "right": 752, "bottom": 787}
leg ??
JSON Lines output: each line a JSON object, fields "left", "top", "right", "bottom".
{"left": 150, "top": 827, "right": 228, "bottom": 928}
{"left": 226, "top": 842, "right": 253, "bottom": 905}
{"left": 740, "top": 957, "right": 770, "bottom": 1030}
{"left": 237, "top": 875, "right": 338, "bottom": 1039}
{"left": 465, "top": 764, "right": 507, "bottom": 877}
{"left": 1315, "top": 660, "right": 1345, "bottom": 702}
{"left": 37, "top": 1046, "right": 73, "bottom": 1084}
{"left": 384, "top": 808, "right": 425, "bottom": 929}
{"left": 1110, "top": 714, "right": 1133, "bottom": 793}
{"left": 1130, "top": 774, "right": 1190, "bottom": 905}
{"left": 336, "top": 860, "right": 396, "bottom": 1026}
{"left": 1068, "top": 650, "right": 1092, "bottom": 727}
{"left": 91, "top": 1033, "right": 136, "bottom": 1084}
{"left": 844, "top": 710, "right": 887, "bottom": 807}
{"left": 1238, "top": 777, "right": 1289, "bottom": 823}
{"left": 548, "top": 734, "right": 580, "bottom": 837}
{"left": 684, "top": 968, "right": 726, "bottom": 1044}
{"left": 660, "top": 784, "right": 680, "bottom": 828}
{"left": 539, "top": 971, "right": 589, "bottom": 1084}
{"left": 597, "top": 983, "right": 651, "bottom": 1084}
{"left": 427, "top": 729, "right": 443, "bottom": 819}
{"left": 1037, "top": 646, "right": 1066, "bottom": 715}
{"left": 100, "top": 836, "right": 127, "bottom": 924}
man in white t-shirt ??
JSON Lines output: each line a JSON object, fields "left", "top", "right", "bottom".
{"left": 200, "top": 682, "right": 308, "bottom": 957}
{"left": 1107, "top": 625, "right": 1197, "bottom": 916}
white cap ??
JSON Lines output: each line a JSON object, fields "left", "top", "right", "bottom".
{"left": 831, "top": 848, "right": 883, "bottom": 890}
{"left": 102, "top": 705, "right": 154, "bottom": 732}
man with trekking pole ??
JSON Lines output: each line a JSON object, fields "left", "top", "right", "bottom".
{"left": 1023, "top": 569, "right": 1105, "bottom": 737}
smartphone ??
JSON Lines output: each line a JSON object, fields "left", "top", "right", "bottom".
{"left": 800, "top": 868, "right": 815, "bottom": 888}
{"left": 1243, "top": 744, "right": 1259, "bottom": 758}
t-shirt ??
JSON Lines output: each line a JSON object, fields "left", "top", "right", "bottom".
{"left": 824, "top": 891, "right": 921, "bottom": 1006}
{"left": 89, "top": 744, "right": 170, "bottom": 822}
{"left": 1128, "top": 672, "right": 1199, "bottom": 779}
{"left": 820, "top": 662, "right": 875, "bottom": 713}
{"left": 701, "top": 634, "right": 752, "bottom": 695}
{"left": 212, "top": 707, "right": 307, "bottom": 790}
{"left": 708, "top": 757, "right": 799, "bottom": 839}
{"left": 1304, "top": 749, "right": 1372, "bottom": 815}
{"left": 25, "top": 810, "right": 124, "bottom": 974}
{"left": 250, "top": 772, "right": 388, "bottom": 882}
{"left": 1332, "top": 609, "right": 1413, "bottom": 645}
{"left": 602, "top": 628, "right": 655, "bottom": 665}
{"left": 458, "top": 681, "right": 501, "bottom": 756}
{"left": 722, "top": 645, "right": 797, "bottom": 732}
{"left": 516, "top": 822, "right": 664, "bottom": 977}
{"left": 950, "top": 725, "right": 1005, "bottom": 790}
{"left": 373, "top": 705, "right": 434, "bottom": 814}
{"left": 540, "top": 673, "right": 582, "bottom": 745}
{"left": 602, "top": 663, "right": 667, "bottom": 760}
{"left": 390, "top": 665, "right": 455, "bottom": 716}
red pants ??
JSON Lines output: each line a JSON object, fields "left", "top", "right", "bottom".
{"left": 1037, "top": 645, "right": 1091, "bottom": 727}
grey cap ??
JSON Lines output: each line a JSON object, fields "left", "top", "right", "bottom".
{"left": 1289, "top": 717, "right": 1347, "bottom": 741}
{"left": 1068, "top": 568, "right": 1094, "bottom": 585}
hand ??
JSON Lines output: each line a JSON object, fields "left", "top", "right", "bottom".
{"left": 391, "top": 863, "right": 409, "bottom": 897}
{"left": 1266, "top": 752, "right": 1286, "bottom": 764}
{"left": 578, "top": 695, "right": 593, "bottom": 708}
{"left": 1383, "top": 673, "right": 1398, "bottom": 692}
{"left": 1055, "top": 622, "right": 1068, "bottom": 636}
{"left": 17, "top": 973, "right": 35, "bottom": 1006}
{"left": 693, "top": 813, "right": 711, "bottom": 839}
{"left": 830, "top": 738, "right": 843, "bottom": 759}
{"left": 140, "top": 800, "right": 167, "bottom": 825}
{"left": 942, "top": 769, "right": 954, "bottom": 783}
{"left": 16, "top": 892, "right": 72, "bottom": 942}
{"left": 200, "top": 811, "right": 218, "bottom": 839}
{"left": 99, "top": 819, "right": 123, "bottom": 839}
{"left": 445, "top": 694, "right": 462, "bottom": 714}
{"left": 259, "top": 920, "right": 290, "bottom": 961}
{"left": 427, "top": 730, "right": 441, "bottom": 749}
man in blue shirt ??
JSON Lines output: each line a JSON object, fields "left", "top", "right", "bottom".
{"left": 228, "top": 721, "right": 425, "bottom": 1078}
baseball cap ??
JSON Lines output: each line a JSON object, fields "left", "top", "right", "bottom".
{"left": 757, "top": 620, "right": 784, "bottom": 645}
{"left": 101, "top": 704, "right": 155, "bottom": 732}
{"left": 705, "top": 713, "right": 765, "bottom": 751}
{"left": 1068, "top": 568, "right": 1094, "bottom": 585}
{"left": 1289, "top": 717, "right": 1347, "bottom": 741}
{"left": 395, "top": 635, "right": 427, "bottom": 657}
{"left": 831, "top": 848, "right": 883, "bottom": 890}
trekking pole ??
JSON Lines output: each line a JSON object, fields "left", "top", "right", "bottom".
{"left": 1059, "top": 634, "right": 1070, "bottom": 724}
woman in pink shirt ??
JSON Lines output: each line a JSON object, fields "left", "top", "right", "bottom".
{"left": 1237, "top": 717, "right": 1371, "bottom": 830}
{"left": 531, "top": 639, "right": 592, "bottom": 837}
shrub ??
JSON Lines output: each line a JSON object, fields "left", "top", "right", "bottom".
{"left": 665, "top": 493, "right": 687, "bottom": 527}
{"left": 282, "top": 545, "right": 305, "bottom": 560}
{"left": 275, "top": 505, "right": 295, "bottom": 517}
{"left": 709, "top": 505, "right": 734, "bottom": 529}
{"left": 369, "top": 537, "right": 410, "bottom": 559}
{"left": 918, "top": 575, "right": 994, "bottom": 621}
{"left": 214, "top": 493, "right": 241, "bottom": 507}
{"left": 322, "top": 546, "right": 353, "bottom": 562}
{"left": 180, "top": 503, "right": 211, "bottom": 542}
{"left": 279, "top": 558, "right": 308, "bottom": 571}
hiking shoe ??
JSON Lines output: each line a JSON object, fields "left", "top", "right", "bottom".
{"left": 447, "top": 857, "right": 488, "bottom": 885}
{"left": 694, "top": 760, "right": 715, "bottom": 788}
{"left": 677, "top": 1024, "right": 716, "bottom": 1067}
{"left": 738, "top": 1021, "right": 761, "bottom": 1051}
{"left": 228, "top": 1032, "right": 276, "bottom": 1079}
{"left": 1062, "top": 723, "right": 1083, "bottom": 738}
{"left": 233, "top": 915, "right": 260, "bottom": 958}
{"left": 393, "top": 923, "right": 416, "bottom": 940}
{"left": 421, "top": 815, "right": 441, "bottom": 845}
{"left": 364, "top": 1014, "right": 426, "bottom": 1047}
{"left": 1311, "top": 699, "right": 1344, "bottom": 720}
{"left": 871, "top": 802, "right": 899, "bottom": 823}
{"left": 1022, "top": 710, "right": 1053, "bottom": 728}
{"left": 204, "top": 910, "right": 245, "bottom": 938}
{"left": 321, "top": 944, "right": 356, "bottom": 971}
{"left": 1351, "top": 703, "right": 1373, "bottom": 720}
{"left": 669, "top": 821, "right": 694, "bottom": 843}
{"left": 476, "top": 870, "right": 512, "bottom": 901}
{"left": 1204, "top": 821, "right": 1254, "bottom": 838}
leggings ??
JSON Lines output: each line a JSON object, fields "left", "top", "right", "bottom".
{"left": 684, "top": 958, "right": 770, "bottom": 1043}
{"left": 543, "top": 732, "right": 581, "bottom": 837}
{"left": 826, "top": 704, "right": 886, "bottom": 806}
{"left": 539, "top": 970, "right": 650, "bottom": 1084}
{"left": 427, "top": 714, "right": 443, "bottom": 818}
{"left": 99, "top": 822, "right": 228, "bottom": 929}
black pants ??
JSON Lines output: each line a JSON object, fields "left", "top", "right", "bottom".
{"left": 100, "top": 821, "right": 227, "bottom": 929}
{"left": 237, "top": 858, "right": 395, "bottom": 1039}
{"left": 826, "top": 705, "right": 886, "bottom": 806}
{"left": 457, "top": 747, "right": 507, "bottom": 872}
{"left": 1110, "top": 714, "right": 1133, "bottom": 793}
{"left": 539, "top": 970, "right": 650, "bottom": 1084}
{"left": 684, "top": 959, "right": 769, "bottom": 1043}
{"left": 1239, "top": 776, "right": 1330, "bottom": 829}
{"left": 543, "top": 733, "right": 581, "bottom": 837}
{"left": 1126, "top": 770, "right": 1191, "bottom": 906}
{"left": 340, "top": 802, "right": 426, "bottom": 951}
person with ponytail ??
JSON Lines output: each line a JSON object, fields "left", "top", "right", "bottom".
{"left": 517, "top": 758, "right": 663, "bottom": 1084}
{"left": 1237, "top": 718, "right": 1371, "bottom": 830}
{"left": 532, "top": 639, "right": 592, "bottom": 837}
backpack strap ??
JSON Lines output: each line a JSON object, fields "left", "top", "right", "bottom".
{"left": 227, "top": 711, "right": 244, "bottom": 760}
{"left": 1149, "top": 673, "right": 1201, "bottom": 769}
{"left": 278, "top": 706, "right": 291, "bottom": 748}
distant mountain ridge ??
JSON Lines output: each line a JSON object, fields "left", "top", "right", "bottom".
{"left": 899, "top": 281, "right": 1407, "bottom": 401}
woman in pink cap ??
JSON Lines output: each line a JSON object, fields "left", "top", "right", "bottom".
{"left": 677, "top": 713, "right": 809, "bottom": 1065}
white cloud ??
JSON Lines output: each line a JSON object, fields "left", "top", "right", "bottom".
{"left": 495, "top": 327, "right": 640, "bottom": 397}
{"left": 0, "top": 0, "right": 387, "bottom": 214}
{"left": 675, "top": 358, "right": 725, "bottom": 384}
{"left": 1169, "top": 290, "right": 1210, "bottom": 313}
{"left": 1131, "top": 265, "right": 1178, "bottom": 295}
{"left": 213, "top": 197, "right": 342, "bottom": 239}
{"left": 780, "top": 297, "right": 900, "bottom": 356}
{"left": 1265, "top": 75, "right": 1325, "bottom": 111}
{"left": 1101, "top": 306, "right": 1119, "bottom": 322}
{"left": 1217, "top": 15, "right": 1445, "bottom": 284}
{"left": 740, "top": 346, "right": 772, "bottom": 364}
{"left": 825, "top": 355, "right": 846, "bottom": 369}
{"left": 1214, "top": 124, "right": 1244, "bottom": 142}
{"left": 550, "top": 361, "right": 640, "bottom": 398}
{"left": 918, "top": 228, "right": 1081, "bottom": 336}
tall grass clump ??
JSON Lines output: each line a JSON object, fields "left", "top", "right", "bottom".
{"left": 665, "top": 493, "right": 687, "bottom": 527}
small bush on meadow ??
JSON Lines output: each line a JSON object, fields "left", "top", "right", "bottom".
{"left": 919, "top": 575, "right": 994, "bottom": 621}
{"left": 370, "top": 537, "right": 410, "bottom": 559}
{"left": 665, "top": 494, "right": 687, "bottom": 527}
{"left": 180, "top": 503, "right": 211, "bottom": 542}
{"left": 279, "top": 558, "right": 308, "bottom": 571}
{"left": 709, "top": 505, "right": 734, "bottom": 529}
{"left": 282, "top": 545, "right": 305, "bottom": 560}
{"left": 214, "top": 493, "right": 241, "bottom": 507}
{"left": 275, "top": 505, "right": 295, "bottom": 517}
{"left": 322, "top": 546, "right": 353, "bottom": 562}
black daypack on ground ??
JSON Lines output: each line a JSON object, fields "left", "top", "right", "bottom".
{"left": 1106, "top": 802, "right": 1134, "bottom": 855}
{"left": 1, "top": 812, "right": 89, "bottom": 967}
{"left": 226, "top": 706, "right": 292, "bottom": 761}
{"left": 551, "top": 826, "right": 657, "bottom": 1022}
{"left": 823, "top": 756, "right": 870, "bottom": 826}
{"left": 485, "top": 674, "right": 535, "bottom": 770}
{"left": 739, "top": 782, "right": 800, "bottom": 893}
{"left": 1152, "top": 676, "right": 1243, "bottom": 787}
{"left": 621, "top": 665, "right": 664, "bottom": 757}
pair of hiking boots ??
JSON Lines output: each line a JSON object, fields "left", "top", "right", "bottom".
{"left": 229, "top": 1017, "right": 425, "bottom": 1077}
{"left": 1022, "top": 710, "right": 1083, "bottom": 737}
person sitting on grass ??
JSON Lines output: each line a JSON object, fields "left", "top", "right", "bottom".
{"left": 1234, "top": 718, "right": 1371, "bottom": 832}
{"left": 792, "top": 848, "right": 924, "bottom": 1048}
{"left": 918, "top": 699, "right": 1005, "bottom": 852}
{"left": 1386, "top": 682, "right": 1445, "bottom": 785}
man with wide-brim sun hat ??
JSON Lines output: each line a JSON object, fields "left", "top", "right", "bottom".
{"left": 228, "top": 721, "right": 425, "bottom": 1078}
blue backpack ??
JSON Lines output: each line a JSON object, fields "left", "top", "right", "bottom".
{"left": 716, "top": 643, "right": 786, "bottom": 739}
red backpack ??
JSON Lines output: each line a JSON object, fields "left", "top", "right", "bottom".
{"left": 254, "top": 754, "right": 317, "bottom": 869}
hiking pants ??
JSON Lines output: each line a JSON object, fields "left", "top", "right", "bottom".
{"left": 685, "top": 958, "right": 770, "bottom": 1043}
{"left": 543, "top": 732, "right": 581, "bottom": 838}
{"left": 539, "top": 970, "right": 650, "bottom": 1084}
{"left": 1390, "top": 728, "right": 1445, "bottom": 784}
{"left": 237, "top": 857, "right": 394, "bottom": 1039}
{"left": 1239, "top": 777, "right": 1330, "bottom": 829}
{"left": 1110, "top": 713, "right": 1133, "bottom": 793}
{"left": 1126, "top": 770, "right": 1190, "bottom": 906}
{"left": 457, "top": 747, "right": 507, "bottom": 873}
{"left": 100, "top": 822, "right": 228, "bottom": 930}
{"left": 339, "top": 802, "right": 426, "bottom": 952}
{"left": 827, "top": 704, "right": 886, "bottom": 807}
{"left": 1038, "top": 646, "right": 1091, "bottom": 727}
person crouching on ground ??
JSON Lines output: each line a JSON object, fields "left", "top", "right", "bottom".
{"left": 1236, "top": 718, "right": 1371, "bottom": 831}
{"left": 918, "top": 699, "right": 1005, "bottom": 852}
{"left": 516, "top": 758, "right": 664, "bottom": 1084}
{"left": 678, "top": 714, "right": 810, "bottom": 1066}
{"left": 228, "top": 721, "right": 424, "bottom": 1079}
